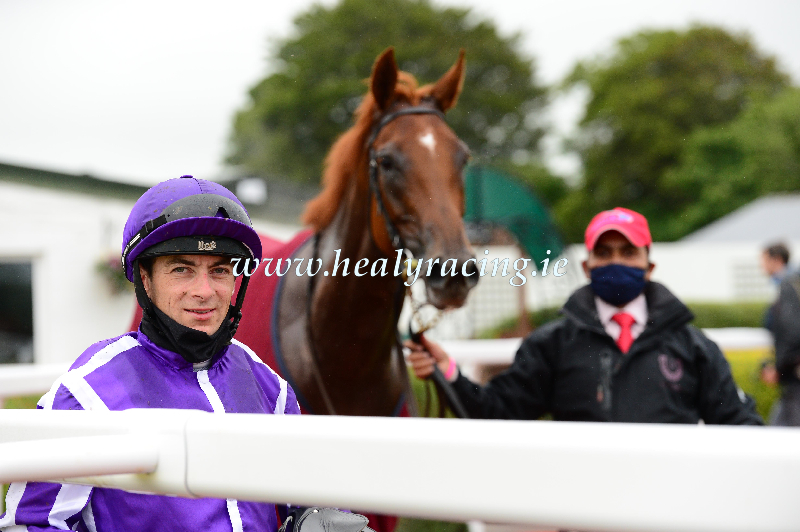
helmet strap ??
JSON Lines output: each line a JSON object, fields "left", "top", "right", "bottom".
{"left": 132, "top": 261, "right": 154, "bottom": 318}
{"left": 229, "top": 274, "right": 250, "bottom": 337}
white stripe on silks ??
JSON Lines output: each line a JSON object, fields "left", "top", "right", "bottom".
{"left": 61, "top": 374, "right": 109, "bottom": 412}
{"left": 48, "top": 484, "right": 91, "bottom": 530}
{"left": 197, "top": 370, "right": 226, "bottom": 414}
{"left": 81, "top": 499, "right": 97, "bottom": 532}
{"left": 226, "top": 499, "right": 244, "bottom": 532}
{"left": 0, "top": 482, "right": 26, "bottom": 527}
{"left": 231, "top": 339, "right": 289, "bottom": 414}
{"left": 3, "top": 525, "right": 28, "bottom": 531}
{"left": 196, "top": 371, "right": 241, "bottom": 531}
{"left": 38, "top": 336, "right": 140, "bottom": 410}
{"left": 274, "top": 379, "right": 287, "bottom": 415}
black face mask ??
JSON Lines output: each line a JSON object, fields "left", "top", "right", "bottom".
{"left": 590, "top": 263, "right": 647, "bottom": 307}
{"left": 134, "top": 264, "right": 248, "bottom": 365}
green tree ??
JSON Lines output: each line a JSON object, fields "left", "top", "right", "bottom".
{"left": 558, "top": 25, "right": 789, "bottom": 242}
{"left": 662, "top": 87, "right": 800, "bottom": 237}
{"left": 228, "top": 0, "right": 547, "bottom": 185}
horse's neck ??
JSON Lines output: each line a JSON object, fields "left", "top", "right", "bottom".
{"left": 274, "top": 175, "right": 405, "bottom": 416}
{"left": 312, "top": 184, "right": 404, "bottom": 377}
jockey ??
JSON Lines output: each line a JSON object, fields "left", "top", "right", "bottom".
{"left": 0, "top": 176, "right": 319, "bottom": 531}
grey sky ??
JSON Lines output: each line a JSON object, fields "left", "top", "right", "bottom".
{"left": 1, "top": 0, "right": 798, "bottom": 185}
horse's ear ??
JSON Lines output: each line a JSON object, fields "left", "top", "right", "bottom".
{"left": 371, "top": 47, "right": 398, "bottom": 111}
{"left": 429, "top": 49, "right": 466, "bottom": 112}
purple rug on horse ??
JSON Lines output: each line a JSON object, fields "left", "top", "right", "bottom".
{"left": 234, "top": 229, "right": 314, "bottom": 389}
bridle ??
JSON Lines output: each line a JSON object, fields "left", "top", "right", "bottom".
{"left": 366, "top": 105, "right": 456, "bottom": 334}
{"left": 366, "top": 105, "right": 446, "bottom": 253}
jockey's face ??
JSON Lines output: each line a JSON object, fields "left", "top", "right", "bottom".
{"left": 140, "top": 254, "right": 235, "bottom": 335}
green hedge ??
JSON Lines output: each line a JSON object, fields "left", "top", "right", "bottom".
{"left": 727, "top": 350, "right": 779, "bottom": 422}
{"left": 2, "top": 395, "right": 40, "bottom": 409}
{"left": 481, "top": 301, "right": 771, "bottom": 339}
{"left": 686, "top": 302, "right": 770, "bottom": 329}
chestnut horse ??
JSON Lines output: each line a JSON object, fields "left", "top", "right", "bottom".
{"left": 234, "top": 48, "right": 478, "bottom": 417}
{"left": 129, "top": 48, "right": 477, "bottom": 420}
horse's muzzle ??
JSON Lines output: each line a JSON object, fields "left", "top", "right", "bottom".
{"left": 424, "top": 254, "right": 479, "bottom": 309}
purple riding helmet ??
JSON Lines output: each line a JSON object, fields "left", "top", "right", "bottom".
{"left": 121, "top": 175, "right": 263, "bottom": 361}
{"left": 122, "top": 175, "right": 262, "bottom": 280}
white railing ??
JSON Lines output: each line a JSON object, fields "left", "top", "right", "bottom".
{"left": 0, "top": 329, "right": 780, "bottom": 530}
{"left": 0, "top": 330, "right": 772, "bottom": 405}
{"left": 0, "top": 409, "right": 799, "bottom": 532}
{"left": 0, "top": 363, "right": 69, "bottom": 408}
{"left": 701, "top": 327, "right": 773, "bottom": 350}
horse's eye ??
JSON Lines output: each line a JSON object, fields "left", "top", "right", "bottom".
{"left": 378, "top": 156, "right": 395, "bottom": 172}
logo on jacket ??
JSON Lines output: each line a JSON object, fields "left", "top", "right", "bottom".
{"left": 198, "top": 240, "right": 217, "bottom": 251}
{"left": 658, "top": 354, "right": 683, "bottom": 383}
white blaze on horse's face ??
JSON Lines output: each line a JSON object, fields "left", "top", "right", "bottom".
{"left": 418, "top": 131, "right": 436, "bottom": 154}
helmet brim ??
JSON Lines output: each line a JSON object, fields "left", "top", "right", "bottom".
{"left": 137, "top": 235, "right": 253, "bottom": 260}
{"left": 125, "top": 217, "right": 262, "bottom": 281}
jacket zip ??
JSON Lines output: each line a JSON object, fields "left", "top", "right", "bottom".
{"left": 599, "top": 348, "right": 614, "bottom": 418}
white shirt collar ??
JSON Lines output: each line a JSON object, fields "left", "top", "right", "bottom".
{"left": 595, "top": 293, "right": 648, "bottom": 342}
{"left": 595, "top": 293, "right": 646, "bottom": 325}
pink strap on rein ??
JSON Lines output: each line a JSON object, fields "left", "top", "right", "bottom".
{"left": 443, "top": 357, "right": 457, "bottom": 380}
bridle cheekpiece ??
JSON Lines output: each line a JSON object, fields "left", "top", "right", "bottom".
{"left": 366, "top": 106, "right": 447, "bottom": 252}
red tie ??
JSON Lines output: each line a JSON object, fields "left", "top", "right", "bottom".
{"left": 611, "top": 312, "right": 635, "bottom": 353}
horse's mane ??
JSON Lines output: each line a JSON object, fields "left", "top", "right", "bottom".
{"left": 302, "top": 72, "right": 433, "bottom": 231}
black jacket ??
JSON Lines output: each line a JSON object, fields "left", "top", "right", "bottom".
{"left": 771, "top": 272, "right": 800, "bottom": 386}
{"left": 453, "top": 282, "right": 762, "bottom": 425}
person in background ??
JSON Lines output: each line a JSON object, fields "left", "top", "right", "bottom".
{"left": 407, "top": 207, "right": 763, "bottom": 425}
{"left": 758, "top": 243, "right": 792, "bottom": 391}
{"left": 765, "top": 243, "right": 800, "bottom": 426}
{"left": 761, "top": 242, "right": 792, "bottom": 333}
{"left": 761, "top": 243, "right": 792, "bottom": 287}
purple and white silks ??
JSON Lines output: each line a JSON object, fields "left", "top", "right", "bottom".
{"left": 0, "top": 331, "right": 300, "bottom": 532}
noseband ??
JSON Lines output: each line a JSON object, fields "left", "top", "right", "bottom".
{"left": 367, "top": 106, "right": 447, "bottom": 252}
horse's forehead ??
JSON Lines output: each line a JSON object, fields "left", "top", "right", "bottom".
{"left": 418, "top": 131, "right": 436, "bottom": 153}
{"left": 382, "top": 116, "right": 459, "bottom": 156}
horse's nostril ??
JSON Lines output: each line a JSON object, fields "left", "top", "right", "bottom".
{"left": 464, "top": 260, "right": 478, "bottom": 277}
{"left": 426, "top": 265, "right": 446, "bottom": 288}
{"left": 424, "top": 257, "right": 480, "bottom": 290}
{"left": 464, "top": 260, "right": 479, "bottom": 288}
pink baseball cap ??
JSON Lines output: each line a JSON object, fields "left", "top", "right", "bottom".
{"left": 584, "top": 207, "right": 652, "bottom": 250}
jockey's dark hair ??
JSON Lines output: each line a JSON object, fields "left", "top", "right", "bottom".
{"left": 764, "top": 242, "right": 790, "bottom": 265}
{"left": 137, "top": 257, "right": 155, "bottom": 279}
